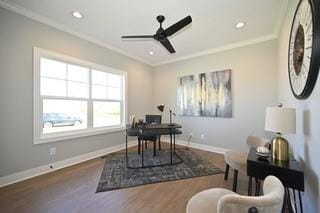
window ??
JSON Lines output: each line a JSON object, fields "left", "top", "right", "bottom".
{"left": 34, "top": 48, "right": 127, "bottom": 144}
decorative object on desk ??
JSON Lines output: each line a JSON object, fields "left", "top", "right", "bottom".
{"left": 177, "top": 69, "right": 232, "bottom": 117}
{"left": 288, "top": 0, "right": 320, "bottom": 99}
{"left": 256, "top": 146, "right": 270, "bottom": 160}
{"left": 138, "top": 118, "right": 144, "bottom": 124}
{"left": 129, "top": 115, "right": 136, "bottom": 128}
{"left": 96, "top": 149, "right": 223, "bottom": 192}
{"left": 169, "top": 109, "right": 176, "bottom": 126}
{"left": 265, "top": 104, "right": 296, "bottom": 161}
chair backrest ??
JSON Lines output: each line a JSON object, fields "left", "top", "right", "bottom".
{"left": 145, "top": 115, "right": 161, "bottom": 124}
{"left": 246, "top": 135, "right": 270, "bottom": 148}
{"left": 217, "top": 175, "right": 284, "bottom": 213}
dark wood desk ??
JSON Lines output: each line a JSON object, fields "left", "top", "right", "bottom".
{"left": 247, "top": 148, "right": 304, "bottom": 213}
{"left": 126, "top": 123, "right": 182, "bottom": 168}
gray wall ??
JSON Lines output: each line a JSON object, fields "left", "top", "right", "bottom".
{"left": 277, "top": 0, "right": 320, "bottom": 212}
{"left": 153, "top": 40, "right": 278, "bottom": 151}
{"left": 0, "top": 8, "right": 153, "bottom": 177}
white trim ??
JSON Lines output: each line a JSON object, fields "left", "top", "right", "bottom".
{"left": 0, "top": 0, "right": 151, "bottom": 66}
{"left": 0, "top": 141, "right": 136, "bottom": 188}
{"left": 36, "top": 126, "right": 126, "bottom": 144}
{"left": 153, "top": 35, "right": 278, "bottom": 66}
{"left": 161, "top": 137, "right": 230, "bottom": 154}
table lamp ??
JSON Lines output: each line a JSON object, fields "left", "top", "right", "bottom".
{"left": 157, "top": 104, "right": 165, "bottom": 112}
{"left": 265, "top": 104, "right": 296, "bottom": 161}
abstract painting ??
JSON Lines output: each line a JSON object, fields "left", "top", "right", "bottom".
{"left": 177, "top": 69, "right": 232, "bottom": 117}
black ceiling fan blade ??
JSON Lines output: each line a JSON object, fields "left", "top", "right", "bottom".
{"left": 121, "top": 35, "right": 154, "bottom": 39}
{"left": 160, "top": 38, "right": 176, "bottom": 53}
{"left": 164, "top": 15, "right": 192, "bottom": 37}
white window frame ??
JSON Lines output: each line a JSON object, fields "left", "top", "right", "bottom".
{"left": 33, "top": 47, "right": 127, "bottom": 144}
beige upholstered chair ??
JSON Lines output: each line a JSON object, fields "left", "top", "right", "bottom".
{"left": 186, "top": 175, "right": 284, "bottom": 213}
{"left": 224, "top": 136, "right": 269, "bottom": 192}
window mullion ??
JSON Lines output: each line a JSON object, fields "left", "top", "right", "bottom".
{"left": 65, "top": 64, "right": 68, "bottom": 97}
{"left": 40, "top": 97, "right": 44, "bottom": 136}
{"left": 88, "top": 69, "right": 93, "bottom": 129}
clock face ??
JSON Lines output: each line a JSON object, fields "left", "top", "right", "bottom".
{"left": 288, "top": 0, "right": 320, "bottom": 99}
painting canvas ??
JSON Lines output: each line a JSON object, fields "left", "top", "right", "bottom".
{"left": 177, "top": 69, "right": 232, "bottom": 117}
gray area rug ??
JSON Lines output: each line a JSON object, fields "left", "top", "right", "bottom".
{"left": 96, "top": 148, "right": 223, "bottom": 192}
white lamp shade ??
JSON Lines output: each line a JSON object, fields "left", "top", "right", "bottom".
{"left": 265, "top": 107, "right": 296, "bottom": 134}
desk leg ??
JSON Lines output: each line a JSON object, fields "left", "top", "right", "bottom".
{"left": 248, "top": 176, "right": 252, "bottom": 196}
{"left": 170, "top": 132, "right": 173, "bottom": 165}
{"left": 126, "top": 134, "right": 128, "bottom": 167}
{"left": 299, "top": 191, "right": 303, "bottom": 213}
{"left": 285, "top": 187, "right": 294, "bottom": 213}
{"left": 293, "top": 189, "right": 298, "bottom": 212}
{"left": 282, "top": 188, "right": 287, "bottom": 213}
{"left": 141, "top": 137, "right": 144, "bottom": 168}
{"left": 174, "top": 133, "right": 176, "bottom": 153}
{"left": 255, "top": 178, "right": 260, "bottom": 196}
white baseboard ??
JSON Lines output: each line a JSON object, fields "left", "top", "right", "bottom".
{"left": 0, "top": 141, "right": 136, "bottom": 188}
{"left": 161, "top": 137, "right": 230, "bottom": 154}
{"left": 0, "top": 139, "right": 229, "bottom": 188}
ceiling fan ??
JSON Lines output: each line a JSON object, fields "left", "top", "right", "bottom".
{"left": 121, "top": 15, "right": 192, "bottom": 53}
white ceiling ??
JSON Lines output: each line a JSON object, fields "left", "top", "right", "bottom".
{"left": 2, "top": 0, "right": 287, "bottom": 66}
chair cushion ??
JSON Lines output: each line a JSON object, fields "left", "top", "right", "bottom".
{"left": 224, "top": 151, "right": 248, "bottom": 174}
{"left": 186, "top": 188, "right": 236, "bottom": 213}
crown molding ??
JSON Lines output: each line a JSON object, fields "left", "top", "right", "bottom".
{"left": 0, "top": 0, "right": 285, "bottom": 68}
{"left": 153, "top": 34, "right": 278, "bottom": 66}
{"left": 0, "top": 0, "right": 152, "bottom": 66}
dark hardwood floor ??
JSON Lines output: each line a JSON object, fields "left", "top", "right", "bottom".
{"left": 0, "top": 143, "right": 250, "bottom": 213}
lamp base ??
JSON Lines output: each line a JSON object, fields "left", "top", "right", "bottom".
{"left": 271, "top": 136, "right": 289, "bottom": 161}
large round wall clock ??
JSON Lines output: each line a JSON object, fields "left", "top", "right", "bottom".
{"left": 288, "top": 0, "right": 320, "bottom": 99}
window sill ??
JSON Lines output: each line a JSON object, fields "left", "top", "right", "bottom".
{"left": 34, "top": 126, "right": 126, "bottom": 144}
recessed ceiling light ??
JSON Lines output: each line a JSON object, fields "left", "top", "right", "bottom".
{"left": 235, "top": 22, "right": 246, "bottom": 29}
{"left": 72, "top": 11, "right": 83, "bottom": 19}
{"left": 149, "top": 51, "right": 154, "bottom": 55}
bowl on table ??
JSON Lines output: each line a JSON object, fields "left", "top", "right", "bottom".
{"left": 256, "top": 146, "right": 270, "bottom": 159}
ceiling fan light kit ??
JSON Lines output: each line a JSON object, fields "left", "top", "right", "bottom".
{"left": 121, "top": 15, "right": 192, "bottom": 53}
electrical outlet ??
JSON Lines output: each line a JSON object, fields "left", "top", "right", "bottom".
{"left": 200, "top": 134, "right": 205, "bottom": 140}
{"left": 50, "top": 147, "right": 56, "bottom": 156}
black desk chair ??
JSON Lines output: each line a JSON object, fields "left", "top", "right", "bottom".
{"left": 138, "top": 115, "right": 162, "bottom": 156}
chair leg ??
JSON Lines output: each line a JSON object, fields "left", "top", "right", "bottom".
{"left": 153, "top": 140, "right": 156, "bottom": 156}
{"left": 145, "top": 140, "right": 147, "bottom": 149}
{"left": 138, "top": 139, "right": 141, "bottom": 155}
{"left": 224, "top": 164, "right": 229, "bottom": 180}
{"left": 158, "top": 137, "right": 161, "bottom": 150}
{"left": 248, "top": 176, "right": 252, "bottom": 196}
{"left": 232, "top": 169, "right": 238, "bottom": 192}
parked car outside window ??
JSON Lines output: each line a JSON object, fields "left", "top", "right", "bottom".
{"left": 43, "top": 113, "right": 82, "bottom": 128}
